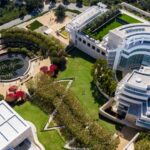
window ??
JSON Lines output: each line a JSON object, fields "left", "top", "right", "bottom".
{"left": 87, "top": 43, "right": 91, "bottom": 47}
{"left": 97, "top": 49, "right": 100, "bottom": 53}
{"left": 83, "top": 40, "right": 86, "bottom": 44}
{"left": 101, "top": 51, "right": 105, "bottom": 56}
{"left": 92, "top": 46, "right": 95, "bottom": 50}
{"left": 79, "top": 38, "right": 82, "bottom": 42}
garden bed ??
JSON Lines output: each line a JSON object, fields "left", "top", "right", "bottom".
{"left": 0, "top": 53, "right": 29, "bottom": 80}
{"left": 27, "top": 20, "right": 43, "bottom": 31}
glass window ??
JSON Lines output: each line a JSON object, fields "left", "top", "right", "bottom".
{"left": 97, "top": 49, "right": 100, "bottom": 53}
{"left": 101, "top": 51, "right": 105, "bottom": 56}
{"left": 92, "top": 46, "right": 95, "bottom": 50}
{"left": 87, "top": 43, "right": 91, "bottom": 47}
{"left": 79, "top": 38, "right": 82, "bottom": 42}
{"left": 83, "top": 40, "right": 86, "bottom": 44}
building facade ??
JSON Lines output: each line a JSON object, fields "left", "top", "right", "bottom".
{"left": 106, "top": 24, "right": 150, "bottom": 71}
{"left": 0, "top": 101, "right": 38, "bottom": 150}
{"left": 66, "top": 3, "right": 108, "bottom": 59}
{"left": 66, "top": 5, "right": 150, "bottom": 71}
{"left": 115, "top": 66, "right": 150, "bottom": 129}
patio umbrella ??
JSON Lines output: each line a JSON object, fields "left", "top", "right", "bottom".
{"left": 15, "top": 91, "right": 26, "bottom": 99}
{"left": 49, "top": 64, "right": 57, "bottom": 72}
{"left": 6, "top": 93, "right": 17, "bottom": 102}
{"left": 8, "top": 85, "right": 18, "bottom": 92}
{"left": 40, "top": 66, "right": 48, "bottom": 74}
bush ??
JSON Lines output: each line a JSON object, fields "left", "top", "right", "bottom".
{"left": 0, "top": 94, "right": 4, "bottom": 101}
{"left": 91, "top": 59, "right": 117, "bottom": 96}
{"left": 2, "top": 28, "right": 66, "bottom": 68}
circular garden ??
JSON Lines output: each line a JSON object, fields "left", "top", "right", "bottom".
{"left": 0, "top": 52, "right": 29, "bottom": 80}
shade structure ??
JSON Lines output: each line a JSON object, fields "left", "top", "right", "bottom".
{"left": 6, "top": 93, "right": 17, "bottom": 102}
{"left": 8, "top": 85, "right": 18, "bottom": 92}
{"left": 40, "top": 66, "right": 48, "bottom": 73}
{"left": 15, "top": 91, "right": 26, "bottom": 99}
{"left": 49, "top": 64, "right": 57, "bottom": 72}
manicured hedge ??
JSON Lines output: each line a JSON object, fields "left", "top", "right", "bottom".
{"left": 82, "top": 8, "right": 120, "bottom": 34}
{"left": 1, "top": 28, "right": 67, "bottom": 69}
{"left": 28, "top": 75, "right": 119, "bottom": 149}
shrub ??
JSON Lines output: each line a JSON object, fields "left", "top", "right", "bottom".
{"left": 0, "top": 94, "right": 4, "bottom": 101}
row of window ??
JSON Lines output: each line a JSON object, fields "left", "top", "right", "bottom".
{"left": 78, "top": 37, "right": 106, "bottom": 56}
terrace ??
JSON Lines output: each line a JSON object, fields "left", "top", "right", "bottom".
{"left": 82, "top": 13, "right": 141, "bottom": 41}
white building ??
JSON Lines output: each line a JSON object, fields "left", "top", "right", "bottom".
{"left": 106, "top": 24, "right": 150, "bottom": 71}
{"left": 66, "top": 3, "right": 108, "bottom": 59}
{"left": 0, "top": 100, "right": 38, "bottom": 150}
{"left": 66, "top": 4, "right": 150, "bottom": 71}
{"left": 115, "top": 66, "right": 150, "bottom": 129}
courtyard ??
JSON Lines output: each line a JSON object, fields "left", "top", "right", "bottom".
{"left": 83, "top": 13, "right": 141, "bottom": 41}
{"left": 59, "top": 48, "right": 117, "bottom": 133}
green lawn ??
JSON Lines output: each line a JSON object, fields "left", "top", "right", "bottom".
{"left": 84, "top": 13, "right": 141, "bottom": 41}
{"left": 27, "top": 20, "right": 43, "bottom": 31}
{"left": 59, "top": 48, "right": 116, "bottom": 134}
{"left": 92, "top": 20, "right": 122, "bottom": 40}
{"left": 0, "top": 7, "right": 20, "bottom": 25}
{"left": 118, "top": 14, "right": 141, "bottom": 23}
{"left": 14, "top": 102, "right": 65, "bottom": 150}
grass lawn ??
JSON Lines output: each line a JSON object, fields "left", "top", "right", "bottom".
{"left": 92, "top": 20, "right": 122, "bottom": 40}
{"left": 0, "top": 7, "right": 27, "bottom": 25}
{"left": 27, "top": 20, "right": 43, "bottom": 31}
{"left": 118, "top": 14, "right": 141, "bottom": 23}
{"left": 14, "top": 102, "right": 65, "bottom": 150}
{"left": 83, "top": 13, "right": 141, "bottom": 41}
{"left": 59, "top": 48, "right": 117, "bottom": 134}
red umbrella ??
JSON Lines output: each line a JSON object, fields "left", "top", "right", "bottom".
{"left": 8, "top": 85, "right": 18, "bottom": 92}
{"left": 6, "top": 93, "right": 17, "bottom": 102}
{"left": 40, "top": 66, "right": 48, "bottom": 74}
{"left": 15, "top": 91, "right": 26, "bottom": 99}
{"left": 49, "top": 64, "right": 57, "bottom": 72}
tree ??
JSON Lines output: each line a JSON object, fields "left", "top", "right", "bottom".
{"left": 25, "top": 0, "right": 44, "bottom": 12}
{"left": 140, "top": 0, "right": 150, "bottom": 11}
{"left": 92, "top": 58, "right": 117, "bottom": 96}
{"left": 55, "top": 4, "right": 66, "bottom": 21}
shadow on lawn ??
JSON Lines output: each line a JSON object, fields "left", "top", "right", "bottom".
{"left": 67, "top": 48, "right": 96, "bottom": 64}
{"left": 90, "top": 81, "right": 107, "bottom": 106}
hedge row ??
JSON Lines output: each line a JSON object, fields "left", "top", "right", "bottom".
{"left": 28, "top": 75, "right": 119, "bottom": 149}
{"left": 82, "top": 8, "right": 120, "bottom": 34}
{"left": 1, "top": 28, "right": 66, "bottom": 69}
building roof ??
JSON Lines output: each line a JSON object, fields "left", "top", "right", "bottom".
{"left": 66, "top": 4, "right": 107, "bottom": 30}
{"left": 126, "top": 66, "right": 150, "bottom": 90}
{"left": 0, "top": 101, "right": 30, "bottom": 150}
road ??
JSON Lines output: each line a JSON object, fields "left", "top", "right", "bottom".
{"left": 0, "top": 3, "right": 89, "bottom": 30}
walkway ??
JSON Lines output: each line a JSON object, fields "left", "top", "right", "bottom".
{"left": 0, "top": 3, "right": 89, "bottom": 30}
{"left": 117, "top": 126, "right": 137, "bottom": 150}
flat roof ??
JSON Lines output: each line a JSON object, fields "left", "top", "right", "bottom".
{"left": 0, "top": 101, "right": 30, "bottom": 150}
{"left": 127, "top": 66, "right": 150, "bottom": 89}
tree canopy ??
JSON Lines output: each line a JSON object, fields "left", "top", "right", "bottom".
{"left": 91, "top": 59, "right": 117, "bottom": 97}
{"left": 28, "top": 74, "right": 119, "bottom": 149}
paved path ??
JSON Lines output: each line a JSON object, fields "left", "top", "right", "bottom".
{"left": 0, "top": 3, "right": 89, "bottom": 30}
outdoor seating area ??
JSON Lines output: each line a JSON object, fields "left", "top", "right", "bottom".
{"left": 6, "top": 85, "right": 26, "bottom": 103}
{"left": 40, "top": 64, "right": 58, "bottom": 77}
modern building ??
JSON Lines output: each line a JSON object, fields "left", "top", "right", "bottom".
{"left": 106, "top": 24, "right": 150, "bottom": 71}
{"left": 66, "top": 4, "right": 150, "bottom": 71}
{"left": 0, "top": 100, "right": 38, "bottom": 150}
{"left": 66, "top": 3, "right": 108, "bottom": 59}
{"left": 115, "top": 66, "right": 150, "bottom": 129}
